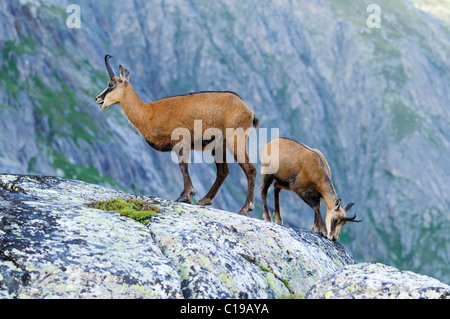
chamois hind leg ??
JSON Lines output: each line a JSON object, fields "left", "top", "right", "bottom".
{"left": 273, "top": 182, "right": 283, "bottom": 224}
{"left": 197, "top": 144, "right": 229, "bottom": 206}
{"left": 261, "top": 174, "right": 274, "bottom": 222}
{"left": 176, "top": 149, "right": 195, "bottom": 203}
{"left": 229, "top": 139, "right": 256, "bottom": 216}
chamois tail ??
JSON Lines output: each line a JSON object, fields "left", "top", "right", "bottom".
{"left": 253, "top": 114, "right": 259, "bottom": 129}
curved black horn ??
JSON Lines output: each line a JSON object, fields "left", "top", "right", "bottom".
{"left": 105, "top": 55, "right": 115, "bottom": 79}
{"left": 341, "top": 213, "right": 363, "bottom": 223}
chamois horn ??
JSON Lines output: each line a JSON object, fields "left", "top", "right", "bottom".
{"left": 105, "top": 55, "right": 115, "bottom": 79}
{"left": 341, "top": 213, "right": 363, "bottom": 223}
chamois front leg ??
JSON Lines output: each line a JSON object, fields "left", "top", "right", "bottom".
{"left": 313, "top": 208, "right": 327, "bottom": 237}
{"left": 298, "top": 194, "right": 327, "bottom": 237}
{"left": 310, "top": 205, "right": 327, "bottom": 237}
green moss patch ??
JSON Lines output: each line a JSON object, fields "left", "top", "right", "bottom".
{"left": 87, "top": 198, "right": 160, "bottom": 225}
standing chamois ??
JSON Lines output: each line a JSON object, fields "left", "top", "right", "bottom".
{"left": 95, "top": 55, "right": 258, "bottom": 215}
{"left": 260, "top": 137, "right": 362, "bottom": 241}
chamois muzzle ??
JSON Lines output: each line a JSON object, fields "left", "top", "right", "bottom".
{"left": 105, "top": 55, "right": 115, "bottom": 79}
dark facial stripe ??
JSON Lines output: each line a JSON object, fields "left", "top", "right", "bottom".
{"left": 98, "top": 86, "right": 113, "bottom": 101}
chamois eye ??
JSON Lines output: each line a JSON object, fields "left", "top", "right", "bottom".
{"left": 108, "top": 82, "right": 113, "bottom": 88}
{"left": 332, "top": 217, "right": 340, "bottom": 224}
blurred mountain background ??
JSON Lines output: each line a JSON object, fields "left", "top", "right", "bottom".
{"left": 0, "top": 0, "right": 448, "bottom": 283}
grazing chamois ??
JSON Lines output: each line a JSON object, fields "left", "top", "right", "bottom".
{"left": 95, "top": 55, "right": 258, "bottom": 215}
{"left": 260, "top": 137, "right": 362, "bottom": 241}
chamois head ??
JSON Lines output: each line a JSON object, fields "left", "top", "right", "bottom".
{"left": 96, "top": 55, "right": 130, "bottom": 110}
{"left": 326, "top": 199, "right": 362, "bottom": 241}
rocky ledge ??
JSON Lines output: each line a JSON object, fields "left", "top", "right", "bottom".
{"left": 0, "top": 174, "right": 448, "bottom": 299}
{"left": 305, "top": 263, "right": 450, "bottom": 299}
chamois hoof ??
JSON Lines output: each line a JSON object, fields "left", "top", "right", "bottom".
{"left": 197, "top": 198, "right": 212, "bottom": 206}
{"left": 238, "top": 210, "right": 248, "bottom": 216}
{"left": 238, "top": 207, "right": 250, "bottom": 216}
{"left": 239, "top": 202, "right": 254, "bottom": 216}
{"left": 176, "top": 196, "right": 191, "bottom": 203}
{"left": 274, "top": 219, "right": 283, "bottom": 225}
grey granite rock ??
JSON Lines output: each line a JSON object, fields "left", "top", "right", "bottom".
{"left": 304, "top": 262, "right": 450, "bottom": 299}
{"left": 0, "top": 174, "right": 353, "bottom": 298}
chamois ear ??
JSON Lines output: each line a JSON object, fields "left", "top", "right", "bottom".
{"left": 334, "top": 199, "right": 341, "bottom": 211}
{"left": 119, "top": 65, "right": 130, "bottom": 83}
{"left": 343, "top": 202, "right": 355, "bottom": 212}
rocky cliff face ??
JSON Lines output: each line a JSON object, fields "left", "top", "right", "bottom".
{"left": 0, "top": 174, "right": 354, "bottom": 298}
{"left": 0, "top": 0, "right": 448, "bottom": 283}
{"left": 2, "top": 174, "right": 449, "bottom": 299}
{"left": 0, "top": 175, "right": 450, "bottom": 298}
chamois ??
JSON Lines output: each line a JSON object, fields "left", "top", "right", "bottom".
{"left": 260, "top": 137, "right": 362, "bottom": 241}
{"left": 95, "top": 55, "right": 258, "bottom": 215}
